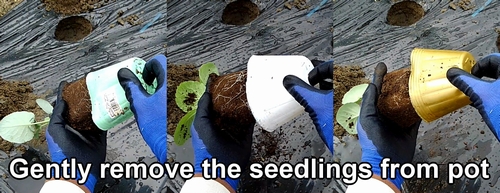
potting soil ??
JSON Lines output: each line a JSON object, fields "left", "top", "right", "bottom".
{"left": 334, "top": 0, "right": 500, "bottom": 192}
{"left": 0, "top": 0, "right": 167, "bottom": 192}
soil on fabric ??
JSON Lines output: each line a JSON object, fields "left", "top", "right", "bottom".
{"left": 62, "top": 77, "right": 99, "bottom": 131}
{"left": 496, "top": 33, "right": 500, "bottom": 52}
{"left": 386, "top": 1, "right": 424, "bottom": 26}
{"left": 0, "top": 78, "right": 47, "bottom": 153}
{"left": 0, "top": 0, "right": 23, "bottom": 18}
{"left": 167, "top": 64, "right": 199, "bottom": 136}
{"left": 209, "top": 71, "right": 255, "bottom": 140}
{"left": 55, "top": 16, "right": 93, "bottom": 42}
{"left": 222, "top": 0, "right": 259, "bottom": 26}
{"left": 377, "top": 68, "right": 420, "bottom": 128}
{"left": 333, "top": 65, "right": 369, "bottom": 137}
{"left": 41, "top": 0, "right": 99, "bottom": 15}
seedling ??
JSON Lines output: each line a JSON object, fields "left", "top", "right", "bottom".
{"left": 0, "top": 99, "right": 53, "bottom": 143}
{"left": 174, "top": 62, "right": 219, "bottom": 145}
{"left": 335, "top": 84, "right": 368, "bottom": 135}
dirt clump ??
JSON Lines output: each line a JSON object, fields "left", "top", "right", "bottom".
{"left": 450, "top": 0, "right": 475, "bottom": 11}
{"left": 117, "top": 14, "right": 141, "bottom": 26}
{"left": 62, "top": 77, "right": 99, "bottom": 131}
{"left": 0, "top": 78, "right": 47, "bottom": 152}
{"left": 283, "top": 0, "right": 309, "bottom": 10}
{"left": 0, "top": 0, "right": 23, "bottom": 18}
{"left": 377, "top": 68, "right": 420, "bottom": 128}
{"left": 167, "top": 64, "right": 199, "bottom": 136}
{"left": 387, "top": 1, "right": 424, "bottom": 26}
{"left": 209, "top": 71, "right": 255, "bottom": 140}
{"left": 222, "top": 0, "right": 259, "bottom": 26}
{"left": 333, "top": 65, "right": 369, "bottom": 137}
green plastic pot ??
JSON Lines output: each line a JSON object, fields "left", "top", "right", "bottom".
{"left": 86, "top": 57, "right": 157, "bottom": 131}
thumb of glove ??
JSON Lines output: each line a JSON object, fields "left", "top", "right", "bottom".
{"left": 117, "top": 68, "right": 149, "bottom": 111}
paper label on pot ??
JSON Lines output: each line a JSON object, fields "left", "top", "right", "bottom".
{"left": 103, "top": 89, "right": 123, "bottom": 119}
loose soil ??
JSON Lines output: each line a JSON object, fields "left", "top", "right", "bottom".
{"left": 167, "top": 64, "right": 199, "bottom": 136}
{"left": 209, "top": 71, "right": 255, "bottom": 140}
{"left": 41, "top": 0, "right": 98, "bottom": 15}
{"left": 496, "top": 33, "right": 500, "bottom": 52}
{"left": 0, "top": 0, "right": 23, "bottom": 18}
{"left": 386, "top": 1, "right": 424, "bottom": 26}
{"left": 377, "top": 68, "right": 421, "bottom": 128}
{"left": 333, "top": 65, "right": 369, "bottom": 137}
{"left": 0, "top": 78, "right": 47, "bottom": 153}
{"left": 222, "top": 0, "right": 260, "bottom": 26}
{"left": 449, "top": 0, "right": 475, "bottom": 11}
{"left": 62, "top": 77, "right": 99, "bottom": 131}
{"left": 282, "top": 0, "right": 309, "bottom": 11}
{"left": 55, "top": 16, "right": 93, "bottom": 42}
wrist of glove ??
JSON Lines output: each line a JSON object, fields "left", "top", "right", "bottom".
{"left": 118, "top": 54, "right": 167, "bottom": 164}
{"left": 46, "top": 82, "right": 107, "bottom": 193}
{"left": 357, "top": 122, "right": 404, "bottom": 189}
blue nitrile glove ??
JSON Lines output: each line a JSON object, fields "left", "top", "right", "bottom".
{"left": 283, "top": 60, "right": 333, "bottom": 153}
{"left": 190, "top": 77, "right": 255, "bottom": 191}
{"left": 357, "top": 62, "right": 421, "bottom": 190}
{"left": 447, "top": 53, "right": 500, "bottom": 141}
{"left": 46, "top": 81, "right": 107, "bottom": 193}
{"left": 117, "top": 54, "right": 167, "bottom": 164}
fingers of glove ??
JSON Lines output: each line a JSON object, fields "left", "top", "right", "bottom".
{"left": 372, "top": 62, "right": 387, "bottom": 94}
{"left": 471, "top": 53, "right": 500, "bottom": 79}
{"left": 118, "top": 68, "right": 148, "bottom": 107}
{"left": 447, "top": 67, "right": 490, "bottom": 100}
{"left": 284, "top": 75, "right": 328, "bottom": 99}
{"left": 143, "top": 54, "right": 167, "bottom": 92}
{"left": 308, "top": 60, "right": 333, "bottom": 87}
{"left": 48, "top": 81, "right": 69, "bottom": 133}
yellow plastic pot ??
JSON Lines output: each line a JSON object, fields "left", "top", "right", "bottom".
{"left": 409, "top": 48, "right": 475, "bottom": 122}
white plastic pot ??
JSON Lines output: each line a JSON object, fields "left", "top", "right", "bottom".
{"left": 246, "top": 55, "right": 314, "bottom": 132}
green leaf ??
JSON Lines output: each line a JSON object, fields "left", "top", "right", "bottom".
{"left": 174, "top": 110, "right": 196, "bottom": 146}
{"left": 336, "top": 103, "right": 360, "bottom": 135}
{"left": 175, "top": 81, "right": 205, "bottom": 113}
{"left": 36, "top": 99, "right": 53, "bottom": 114}
{"left": 199, "top": 62, "right": 219, "bottom": 85}
{"left": 0, "top": 111, "right": 35, "bottom": 143}
{"left": 342, "top": 84, "right": 369, "bottom": 104}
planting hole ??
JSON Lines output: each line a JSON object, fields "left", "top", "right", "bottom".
{"left": 55, "top": 16, "right": 93, "bottom": 42}
{"left": 386, "top": 1, "right": 424, "bottom": 26}
{"left": 222, "top": 0, "right": 260, "bottom": 26}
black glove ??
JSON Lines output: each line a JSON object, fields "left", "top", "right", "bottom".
{"left": 357, "top": 62, "right": 421, "bottom": 190}
{"left": 46, "top": 81, "right": 107, "bottom": 192}
{"left": 190, "top": 77, "right": 255, "bottom": 191}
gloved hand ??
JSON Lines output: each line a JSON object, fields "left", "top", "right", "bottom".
{"left": 283, "top": 60, "right": 333, "bottom": 153}
{"left": 118, "top": 54, "right": 167, "bottom": 164}
{"left": 190, "top": 78, "right": 255, "bottom": 191}
{"left": 357, "top": 62, "right": 421, "bottom": 190}
{"left": 46, "top": 81, "right": 107, "bottom": 193}
{"left": 447, "top": 53, "right": 500, "bottom": 141}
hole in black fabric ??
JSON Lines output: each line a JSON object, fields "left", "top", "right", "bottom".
{"left": 222, "top": 0, "right": 260, "bottom": 26}
{"left": 387, "top": 1, "right": 424, "bottom": 26}
{"left": 55, "top": 16, "right": 93, "bottom": 42}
